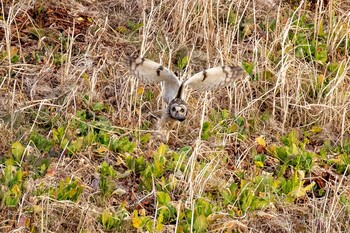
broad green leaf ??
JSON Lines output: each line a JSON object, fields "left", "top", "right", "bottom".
{"left": 315, "top": 43, "right": 327, "bottom": 64}
{"left": 292, "top": 143, "right": 299, "bottom": 155}
{"left": 11, "top": 141, "right": 25, "bottom": 162}
{"left": 157, "top": 144, "right": 167, "bottom": 157}
{"left": 194, "top": 215, "right": 207, "bottom": 232}
{"left": 157, "top": 192, "right": 171, "bottom": 205}
{"left": 177, "top": 56, "right": 189, "bottom": 70}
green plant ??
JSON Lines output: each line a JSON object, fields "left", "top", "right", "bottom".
{"left": 99, "top": 208, "right": 129, "bottom": 231}
{"left": 327, "top": 154, "right": 350, "bottom": 175}
{"left": 67, "top": 137, "right": 84, "bottom": 154}
{"left": 49, "top": 177, "right": 83, "bottom": 201}
{"left": 270, "top": 129, "right": 315, "bottom": 172}
{"left": 109, "top": 136, "right": 136, "bottom": 153}
{"left": 0, "top": 162, "right": 25, "bottom": 207}
{"left": 278, "top": 170, "right": 315, "bottom": 200}
{"left": 11, "top": 141, "right": 25, "bottom": 163}
{"left": 155, "top": 191, "right": 177, "bottom": 231}
{"left": 152, "top": 144, "right": 167, "bottom": 178}
{"left": 98, "top": 161, "right": 117, "bottom": 197}
{"left": 126, "top": 19, "right": 144, "bottom": 32}
{"left": 289, "top": 14, "right": 328, "bottom": 65}
{"left": 177, "top": 55, "right": 189, "bottom": 70}
{"left": 52, "top": 126, "right": 70, "bottom": 149}
{"left": 242, "top": 61, "right": 255, "bottom": 79}
{"left": 30, "top": 132, "right": 53, "bottom": 152}
{"left": 125, "top": 155, "right": 147, "bottom": 173}
{"left": 201, "top": 121, "right": 213, "bottom": 140}
{"left": 202, "top": 110, "right": 249, "bottom": 141}
{"left": 132, "top": 210, "right": 154, "bottom": 232}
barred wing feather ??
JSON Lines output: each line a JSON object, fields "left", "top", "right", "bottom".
{"left": 125, "top": 56, "right": 180, "bottom": 103}
{"left": 183, "top": 66, "right": 244, "bottom": 91}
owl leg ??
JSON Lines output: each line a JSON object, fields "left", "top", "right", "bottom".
{"left": 154, "top": 110, "right": 178, "bottom": 142}
{"left": 157, "top": 109, "right": 169, "bottom": 130}
{"left": 168, "top": 120, "right": 179, "bottom": 130}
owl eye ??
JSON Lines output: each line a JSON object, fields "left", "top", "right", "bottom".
{"left": 180, "top": 109, "right": 185, "bottom": 113}
{"left": 172, "top": 107, "right": 176, "bottom": 112}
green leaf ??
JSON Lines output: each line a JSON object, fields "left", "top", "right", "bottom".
{"left": 314, "top": 43, "right": 327, "bottom": 64}
{"left": 68, "top": 137, "right": 84, "bottom": 153}
{"left": 101, "top": 209, "right": 119, "bottom": 231}
{"left": 156, "top": 213, "right": 164, "bottom": 227}
{"left": 227, "top": 10, "right": 238, "bottom": 26}
{"left": 30, "top": 132, "right": 53, "bottom": 151}
{"left": 157, "top": 144, "right": 167, "bottom": 157}
{"left": 140, "top": 133, "right": 151, "bottom": 144}
{"left": 276, "top": 147, "right": 288, "bottom": 162}
{"left": 110, "top": 137, "right": 136, "bottom": 153}
{"left": 251, "top": 198, "right": 269, "bottom": 210}
{"left": 220, "top": 109, "right": 229, "bottom": 120}
{"left": 193, "top": 215, "right": 207, "bottom": 232}
{"left": 126, "top": 20, "right": 144, "bottom": 32}
{"left": 177, "top": 56, "right": 189, "bottom": 70}
{"left": 292, "top": 143, "right": 299, "bottom": 155}
{"left": 92, "top": 102, "right": 105, "bottom": 111}
{"left": 157, "top": 192, "right": 171, "bottom": 205}
{"left": 242, "top": 61, "right": 254, "bottom": 76}
{"left": 11, "top": 54, "right": 20, "bottom": 63}
{"left": 11, "top": 141, "right": 25, "bottom": 162}
{"left": 85, "top": 130, "right": 96, "bottom": 145}
{"left": 201, "top": 121, "right": 212, "bottom": 140}
{"left": 116, "top": 25, "right": 128, "bottom": 34}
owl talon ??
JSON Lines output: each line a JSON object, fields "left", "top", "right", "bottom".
{"left": 153, "top": 131, "right": 169, "bottom": 143}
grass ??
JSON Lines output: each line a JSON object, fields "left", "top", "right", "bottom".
{"left": 0, "top": 0, "right": 350, "bottom": 232}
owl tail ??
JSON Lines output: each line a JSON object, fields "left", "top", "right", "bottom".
{"left": 176, "top": 82, "right": 185, "bottom": 99}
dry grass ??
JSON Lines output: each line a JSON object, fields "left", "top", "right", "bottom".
{"left": 1, "top": 0, "right": 350, "bottom": 232}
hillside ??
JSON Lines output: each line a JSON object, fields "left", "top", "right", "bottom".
{"left": 0, "top": 0, "right": 350, "bottom": 232}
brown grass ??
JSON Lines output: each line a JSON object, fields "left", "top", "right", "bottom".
{"left": 0, "top": 0, "right": 349, "bottom": 232}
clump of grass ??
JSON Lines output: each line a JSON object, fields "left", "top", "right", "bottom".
{"left": 0, "top": 0, "right": 349, "bottom": 232}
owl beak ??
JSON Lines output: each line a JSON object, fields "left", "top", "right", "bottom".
{"left": 177, "top": 117, "right": 186, "bottom": 122}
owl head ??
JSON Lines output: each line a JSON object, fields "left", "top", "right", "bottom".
{"left": 168, "top": 98, "right": 188, "bottom": 121}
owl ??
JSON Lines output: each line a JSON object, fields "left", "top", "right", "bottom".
{"left": 124, "top": 54, "right": 245, "bottom": 135}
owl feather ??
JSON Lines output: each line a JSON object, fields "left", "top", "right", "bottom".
{"left": 124, "top": 55, "right": 180, "bottom": 104}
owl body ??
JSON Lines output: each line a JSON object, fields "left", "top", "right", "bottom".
{"left": 124, "top": 55, "right": 244, "bottom": 133}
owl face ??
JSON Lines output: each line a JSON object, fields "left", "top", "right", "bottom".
{"left": 168, "top": 98, "right": 188, "bottom": 122}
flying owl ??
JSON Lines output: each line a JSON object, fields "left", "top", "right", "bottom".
{"left": 124, "top": 54, "right": 245, "bottom": 134}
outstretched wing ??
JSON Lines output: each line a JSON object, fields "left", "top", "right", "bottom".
{"left": 178, "top": 66, "right": 245, "bottom": 98}
{"left": 124, "top": 55, "right": 180, "bottom": 104}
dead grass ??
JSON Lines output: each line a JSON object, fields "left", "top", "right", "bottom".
{"left": 0, "top": 0, "right": 350, "bottom": 232}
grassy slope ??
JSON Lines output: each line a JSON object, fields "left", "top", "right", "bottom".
{"left": 0, "top": 0, "right": 350, "bottom": 232}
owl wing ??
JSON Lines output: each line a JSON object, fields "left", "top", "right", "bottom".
{"left": 124, "top": 55, "right": 180, "bottom": 104}
{"left": 178, "top": 66, "right": 245, "bottom": 98}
